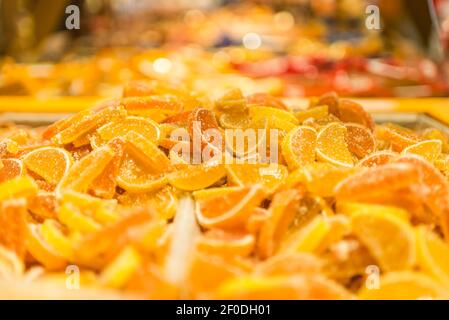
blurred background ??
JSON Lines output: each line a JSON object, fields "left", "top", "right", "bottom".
{"left": 0, "top": 0, "right": 449, "bottom": 98}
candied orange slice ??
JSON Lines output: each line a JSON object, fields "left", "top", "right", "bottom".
{"left": 302, "top": 163, "right": 359, "bottom": 197}
{"left": 72, "top": 133, "right": 93, "bottom": 148}
{"left": 97, "top": 116, "right": 160, "bottom": 144}
{"left": 169, "top": 147, "right": 191, "bottom": 165}
{"left": 53, "top": 106, "right": 126, "bottom": 145}
{"left": 337, "top": 202, "right": 409, "bottom": 221}
{"left": 345, "top": 123, "right": 376, "bottom": 159}
{"left": 358, "top": 150, "right": 397, "bottom": 167}
{"left": 196, "top": 230, "right": 255, "bottom": 257}
{"left": 28, "top": 191, "right": 57, "bottom": 220}
{"left": 281, "top": 215, "right": 331, "bottom": 253}
{"left": 0, "top": 176, "right": 38, "bottom": 201}
{"left": 249, "top": 106, "right": 299, "bottom": 126}
{"left": 42, "top": 109, "right": 92, "bottom": 140}
{"left": 61, "top": 189, "right": 117, "bottom": 211}
{"left": 187, "top": 252, "right": 247, "bottom": 295}
{"left": 377, "top": 123, "right": 421, "bottom": 152}
{"left": 195, "top": 185, "right": 266, "bottom": 229}
{"left": 193, "top": 187, "right": 240, "bottom": 200}
{"left": 246, "top": 207, "right": 270, "bottom": 234}
{"left": 416, "top": 227, "right": 449, "bottom": 286}
{"left": 158, "top": 123, "right": 181, "bottom": 150}
{"left": 278, "top": 166, "right": 307, "bottom": 190}
{"left": 90, "top": 138, "right": 125, "bottom": 199}
{"left": 0, "top": 159, "right": 23, "bottom": 183}
{"left": 314, "top": 91, "right": 340, "bottom": 117}
{"left": 258, "top": 189, "right": 302, "bottom": 259}
{"left": 58, "top": 203, "right": 102, "bottom": 233}
{"left": 125, "top": 263, "right": 179, "bottom": 299}
{"left": 281, "top": 126, "right": 317, "bottom": 170}
{"left": 118, "top": 187, "right": 177, "bottom": 220}
{"left": 215, "top": 274, "right": 353, "bottom": 300}
{"left": 338, "top": 99, "right": 375, "bottom": 132}
{"left": 61, "top": 190, "right": 118, "bottom": 225}
{"left": 75, "top": 211, "right": 153, "bottom": 269}
{"left": 334, "top": 162, "right": 420, "bottom": 202}
{"left": 303, "top": 113, "right": 342, "bottom": 130}
{"left": 163, "top": 110, "right": 192, "bottom": 127}
{"left": 41, "top": 219, "right": 73, "bottom": 260}
{"left": 57, "top": 145, "right": 115, "bottom": 194}
{"left": 314, "top": 215, "right": 352, "bottom": 254}
{"left": 215, "top": 87, "right": 247, "bottom": 107}
{"left": 0, "top": 199, "right": 27, "bottom": 259}
{"left": 342, "top": 155, "right": 442, "bottom": 232}
{"left": 226, "top": 163, "right": 288, "bottom": 194}
{"left": 351, "top": 210, "right": 416, "bottom": 271}
{"left": 316, "top": 123, "right": 354, "bottom": 168}
{"left": 168, "top": 163, "right": 226, "bottom": 191}
{"left": 124, "top": 131, "right": 172, "bottom": 173}
{"left": 148, "top": 187, "right": 177, "bottom": 221}
{"left": 130, "top": 220, "right": 168, "bottom": 254}
{"left": 22, "top": 147, "right": 73, "bottom": 185}
{"left": 259, "top": 116, "right": 297, "bottom": 134}
{"left": 0, "top": 138, "right": 19, "bottom": 157}
{"left": 188, "top": 108, "right": 222, "bottom": 153}
{"left": 295, "top": 105, "right": 328, "bottom": 123}
{"left": 99, "top": 245, "right": 142, "bottom": 289}
{"left": 395, "top": 155, "right": 449, "bottom": 239}
{"left": 159, "top": 122, "right": 178, "bottom": 138}
{"left": 255, "top": 252, "right": 323, "bottom": 276}
{"left": 223, "top": 119, "right": 269, "bottom": 161}
{"left": 358, "top": 271, "right": 449, "bottom": 300}
{"left": 121, "top": 95, "right": 185, "bottom": 122}
{"left": 160, "top": 134, "right": 189, "bottom": 158}
{"left": 246, "top": 92, "right": 288, "bottom": 110}
{"left": 219, "top": 112, "right": 252, "bottom": 129}
{"left": 402, "top": 139, "right": 442, "bottom": 163}
{"left": 117, "top": 152, "right": 168, "bottom": 193}
{"left": 26, "top": 223, "right": 67, "bottom": 271}
{"left": 215, "top": 88, "right": 247, "bottom": 113}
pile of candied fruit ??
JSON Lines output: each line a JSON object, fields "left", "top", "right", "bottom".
{"left": 1, "top": 80, "right": 449, "bottom": 299}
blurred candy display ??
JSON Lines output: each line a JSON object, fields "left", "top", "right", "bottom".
{"left": 0, "top": 1, "right": 448, "bottom": 98}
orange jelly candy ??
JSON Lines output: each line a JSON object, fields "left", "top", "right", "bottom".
{"left": 345, "top": 123, "right": 376, "bottom": 159}
{"left": 377, "top": 123, "right": 422, "bottom": 152}
{"left": 117, "top": 152, "right": 168, "bottom": 194}
{"left": 314, "top": 91, "right": 340, "bottom": 117}
{"left": 281, "top": 126, "right": 317, "bottom": 170}
{"left": 316, "top": 123, "right": 354, "bottom": 168}
{"left": 196, "top": 230, "right": 255, "bottom": 257}
{"left": 57, "top": 145, "right": 115, "bottom": 194}
{"left": 22, "top": 147, "right": 73, "bottom": 185}
{"left": 258, "top": 189, "right": 303, "bottom": 259}
{"left": 90, "top": 138, "right": 125, "bottom": 199}
{"left": 0, "top": 159, "right": 23, "bottom": 183}
{"left": 338, "top": 99, "right": 375, "bottom": 132}
{"left": 195, "top": 186, "right": 266, "bottom": 229}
